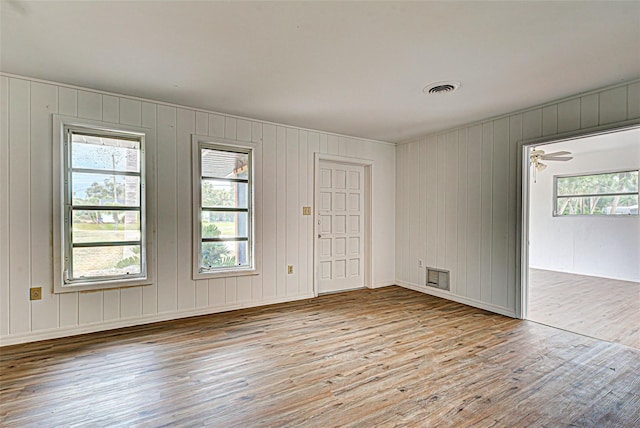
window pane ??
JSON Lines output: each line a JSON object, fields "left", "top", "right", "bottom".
{"left": 72, "top": 210, "right": 141, "bottom": 243}
{"left": 556, "top": 195, "right": 639, "bottom": 215}
{"left": 72, "top": 173, "right": 140, "bottom": 206}
{"left": 201, "top": 180, "right": 248, "bottom": 208}
{"left": 202, "top": 212, "right": 248, "bottom": 238}
{"left": 557, "top": 171, "right": 638, "bottom": 196}
{"left": 201, "top": 241, "right": 249, "bottom": 269}
{"left": 71, "top": 133, "right": 140, "bottom": 173}
{"left": 201, "top": 148, "right": 248, "bottom": 179}
{"left": 72, "top": 245, "right": 142, "bottom": 278}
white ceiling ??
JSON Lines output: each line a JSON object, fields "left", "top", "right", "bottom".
{"left": 1, "top": 1, "right": 639, "bottom": 143}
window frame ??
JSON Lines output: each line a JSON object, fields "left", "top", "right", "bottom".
{"left": 192, "top": 135, "right": 258, "bottom": 280}
{"left": 53, "top": 115, "right": 152, "bottom": 293}
{"left": 553, "top": 169, "right": 639, "bottom": 217}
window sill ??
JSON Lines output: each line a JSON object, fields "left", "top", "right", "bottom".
{"left": 193, "top": 268, "right": 259, "bottom": 281}
{"left": 54, "top": 278, "right": 152, "bottom": 294}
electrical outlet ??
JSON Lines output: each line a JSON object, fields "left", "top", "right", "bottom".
{"left": 418, "top": 259, "right": 424, "bottom": 268}
{"left": 302, "top": 206, "right": 312, "bottom": 216}
{"left": 30, "top": 287, "right": 42, "bottom": 300}
{"left": 287, "top": 265, "right": 294, "bottom": 274}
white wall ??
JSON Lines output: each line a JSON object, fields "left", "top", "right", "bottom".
{"left": 0, "top": 74, "right": 396, "bottom": 345}
{"left": 530, "top": 131, "right": 640, "bottom": 281}
{"left": 396, "top": 80, "right": 640, "bottom": 317}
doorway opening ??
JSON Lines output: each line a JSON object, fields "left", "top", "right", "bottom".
{"left": 522, "top": 126, "right": 640, "bottom": 349}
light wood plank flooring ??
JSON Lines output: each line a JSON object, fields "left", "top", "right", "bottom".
{"left": 529, "top": 269, "right": 640, "bottom": 349}
{"left": 2, "top": 286, "right": 639, "bottom": 427}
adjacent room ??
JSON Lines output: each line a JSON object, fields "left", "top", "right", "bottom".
{"left": 1, "top": 1, "right": 639, "bottom": 426}
{"left": 527, "top": 128, "right": 640, "bottom": 349}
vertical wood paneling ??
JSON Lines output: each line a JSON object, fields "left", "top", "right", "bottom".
{"left": 208, "top": 114, "right": 225, "bottom": 138}
{"left": 59, "top": 293, "right": 78, "bottom": 326}
{"left": 176, "top": 108, "right": 195, "bottom": 311}
{"left": 103, "top": 289, "right": 120, "bottom": 321}
{"left": 208, "top": 278, "right": 224, "bottom": 306}
{"left": 298, "top": 131, "right": 309, "bottom": 294}
{"left": 77, "top": 91, "right": 102, "bottom": 120}
{"left": 252, "top": 122, "right": 263, "bottom": 143}
{"left": 599, "top": 86, "right": 627, "bottom": 125}
{"left": 444, "top": 131, "right": 458, "bottom": 292}
{"left": 8, "top": 79, "right": 31, "bottom": 334}
{"left": 141, "top": 103, "right": 158, "bottom": 316}
{"left": 276, "top": 127, "right": 287, "bottom": 296}
{"left": 0, "top": 76, "right": 10, "bottom": 336}
{"left": 195, "top": 111, "right": 208, "bottom": 136}
{"left": 456, "top": 129, "right": 468, "bottom": 297}
{"left": 508, "top": 114, "right": 522, "bottom": 311}
{"left": 480, "top": 123, "right": 493, "bottom": 302}
{"left": 2, "top": 75, "right": 398, "bottom": 344}
{"left": 628, "top": 82, "right": 640, "bottom": 119}
{"left": 491, "top": 118, "right": 509, "bottom": 308}
{"left": 425, "top": 137, "right": 437, "bottom": 268}
{"left": 237, "top": 119, "right": 251, "bottom": 142}
{"left": 557, "top": 99, "right": 581, "bottom": 133}
{"left": 466, "top": 125, "right": 482, "bottom": 301}
{"left": 156, "top": 105, "right": 178, "bottom": 313}
{"left": 119, "top": 99, "right": 142, "bottom": 126}
{"left": 522, "top": 109, "right": 542, "bottom": 140}
{"left": 58, "top": 87, "right": 77, "bottom": 116}
{"left": 418, "top": 139, "right": 428, "bottom": 287}
{"left": 30, "top": 82, "right": 59, "bottom": 331}
{"left": 580, "top": 94, "right": 599, "bottom": 128}
{"left": 78, "top": 291, "right": 103, "bottom": 324}
{"left": 308, "top": 132, "right": 319, "bottom": 293}
{"left": 395, "top": 145, "right": 405, "bottom": 280}
{"left": 237, "top": 276, "right": 251, "bottom": 302}
{"left": 102, "top": 95, "right": 119, "bottom": 123}
{"left": 262, "top": 124, "right": 277, "bottom": 298}
{"left": 542, "top": 105, "right": 557, "bottom": 136}
{"left": 225, "top": 277, "right": 237, "bottom": 305}
{"left": 224, "top": 117, "right": 237, "bottom": 140}
{"left": 407, "top": 142, "right": 419, "bottom": 284}
{"left": 436, "top": 136, "right": 446, "bottom": 269}
{"left": 286, "top": 129, "right": 299, "bottom": 295}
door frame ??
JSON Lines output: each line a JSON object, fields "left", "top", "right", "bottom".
{"left": 313, "top": 153, "right": 374, "bottom": 296}
{"left": 518, "top": 121, "right": 640, "bottom": 319}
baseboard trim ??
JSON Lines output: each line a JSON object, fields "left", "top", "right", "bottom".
{"left": 0, "top": 293, "right": 315, "bottom": 347}
{"left": 396, "top": 280, "right": 517, "bottom": 318}
{"left": 369, "top": 281, "right": 396, "bottom": 289}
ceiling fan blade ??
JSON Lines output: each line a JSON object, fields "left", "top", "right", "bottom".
{"left": 542, "top": 156, "right": 573, "bottom": 161}
{"left": 543, "top": 151, "right": 571, "bottom": 157}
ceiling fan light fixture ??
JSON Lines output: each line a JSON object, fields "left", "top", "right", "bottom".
{"left": 536, "top": 163, "right": 547, "bottom": 172}
{"left": 423, "top": 81, "right": 461, "bottom": 95}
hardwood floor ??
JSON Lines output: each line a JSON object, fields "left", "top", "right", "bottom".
{"left": 2, "top": 286, "right": 639, "bottom": 427}
{"left": 528, "top": 269, "right": 640, "bottom": 349}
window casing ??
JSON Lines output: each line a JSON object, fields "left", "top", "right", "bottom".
{"left": 54, "top": 116, "right": 149, "bottom": 292}
{"left": 193, "top": 139, "right": 255, "bottom": 278}
{"left": 554, "top": 170, "right": 639, "bottom": 216}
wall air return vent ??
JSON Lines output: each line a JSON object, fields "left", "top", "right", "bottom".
{"left": 426, "top": 267, "right": 450, "bottom": 291}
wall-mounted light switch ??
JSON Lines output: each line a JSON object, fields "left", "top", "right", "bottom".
{"left": 302, "top": 206, "right": 312, "bottom": 215}
{"left": 288, "top": 265, "right": 294, "bottom": 274}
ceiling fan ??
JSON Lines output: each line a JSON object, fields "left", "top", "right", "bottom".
{"left": 530, "top": 148, "right": 573, "bottom": 182}
{"left": 530, "top": 148, "right": 573, "bottom": 170}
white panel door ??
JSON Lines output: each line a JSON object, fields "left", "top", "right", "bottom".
{"left": 317, "top": 161, "right": 365, "bottom": 293}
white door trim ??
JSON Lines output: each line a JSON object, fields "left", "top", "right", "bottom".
{"left": 518, "top": 121, "right": 640, "bottom": 319}
{"left": 314, "top": 153, "right": 374, "bottom": 296}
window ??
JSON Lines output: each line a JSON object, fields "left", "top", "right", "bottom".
{"left": 554, "top": 170, "right": 639, "bottom": 216}
{"left": 193, "top": 139, "right": 254, "bottom": 278}
{"left": 54, "top": 117, "right": 149, "bottom": 291}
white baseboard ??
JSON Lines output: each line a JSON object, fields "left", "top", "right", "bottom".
{"left": 0, "top": 292, "right": 315, "bottom": 347}
{"left": 396, "top": 280, "right": 517, "bottom": 318}
{"left": 369, "top": 281, "right": 396, "bottom": 289}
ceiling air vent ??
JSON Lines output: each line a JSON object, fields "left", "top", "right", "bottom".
{"left": 423, "top": 81, "right": 461, "bottom": 95}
